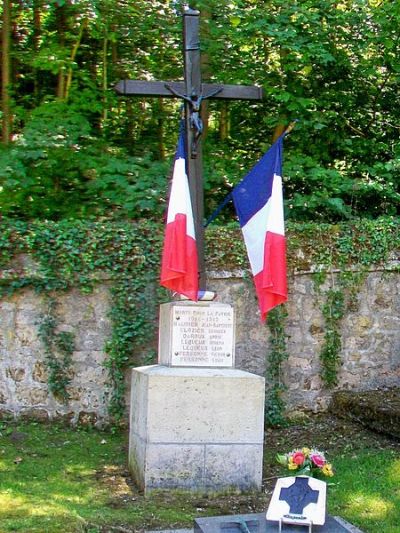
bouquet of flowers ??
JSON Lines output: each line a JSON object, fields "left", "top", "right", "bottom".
{"left": 276, "top": 447, "right": 334, "bottom": 478}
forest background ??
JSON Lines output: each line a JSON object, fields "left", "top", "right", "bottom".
{"left": 1, "top": 0, "right": 400, "bottom": 224}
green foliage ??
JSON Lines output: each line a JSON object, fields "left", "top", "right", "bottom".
{"left": 1, "top": 1, "right": 400, "bottom": 222}
{"left": 0, "top": 102, "right": 169, "bottom": 220}
{"left": 0, "top": 219, "right": 165, "bottom": 421}
{"left": 37, "top": 297, "right": 75, "bottom": 401}
{"left": 0, "top": 217, "right": 398, "bottom": 419}
{"left": 294, "top": 216, "right": 400, "bottom": 387}
{"left": 329, "top": 449, "right": 400, "bottom": 531}
{"left": 265, "top": 304, "right": 289, "bottom": 427}
{"left": 1, "top": 419, "right": 398, "bottom": 532}
{"left": 206, "top": 216, "right": 400, "bottom": 273}
{"left": 319, "top": 288, "right": 345, "bottom": 388}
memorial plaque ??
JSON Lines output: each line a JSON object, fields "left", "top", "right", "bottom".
{"left": 158, "top": 302, "right": 235, "bottom": 367}
{"left": 266, "top": 476, "right": 327, "bottom": 527}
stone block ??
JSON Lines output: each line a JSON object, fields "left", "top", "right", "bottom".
{"left": 330, "top": 389, "right": 400, "bottom": 439}
{"left": 77, "top": 411, "right": 98, "bottom": 426}
{"left": 19, "top": 408, "right": 49, "bottom": 422}
{"left": 129, "top": 365, "right": 265, "bottom": 493}
{"left": 204, "top": 444, "right": 263, "bottom": 490}
{"left": 6, "top": 367, "right": 25, "bottom": 382}
{"left": 32, "top": 362, "right": 47, "bottom": 383}
{"left": 135, "top": 366, "right": 264, "bottom": 444}
{"left": 146, "top": 444, "right": 205, "bottom": 489}
{"left": 16, "top": 386, "right": 48, "bottom": 405}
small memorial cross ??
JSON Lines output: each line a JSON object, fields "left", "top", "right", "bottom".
{"left": 279, "top": 476, "right": 319, "bottom": 515}
{"left": 115, "top": 7, "right": 263, "bottom": 289}
{"left": 266, "top": 476, "right": 327, "bottom": 528}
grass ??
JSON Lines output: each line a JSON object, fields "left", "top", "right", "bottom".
{"left": 328, "top": 451, "right": 400, "bottom": 532}
{"left": 0, "top": 417, "right": 399, "bottom": 532}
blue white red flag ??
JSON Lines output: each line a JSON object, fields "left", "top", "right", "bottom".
{"left": 160, "top": 129, "right": 199, "bottom": 301}
{"left": 232, "top": 135, "right": 287, "bottom": 321}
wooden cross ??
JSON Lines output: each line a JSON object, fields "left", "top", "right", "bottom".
{"left": 115, "top": 7, "right": 263, "bottom": 289}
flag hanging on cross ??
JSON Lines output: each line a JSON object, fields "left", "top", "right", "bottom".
{"left": 115, "top": 8, "right": 263, "bottom": 290}
{"left": 160, "top": 127, "right": 199, "bottom": 301}
{"left": 231, "top": 135, "right": 288, "bottom": 321}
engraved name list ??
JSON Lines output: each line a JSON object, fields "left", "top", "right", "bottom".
{"left": 172, "top": 306, "right": 234, "bottom": 367}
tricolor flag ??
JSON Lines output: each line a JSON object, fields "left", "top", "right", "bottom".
{"left": 232, "top": 135, "right": 287, "bottom": 321}
{"left": 160, "top": 129, "right": 199, "bottom": 301}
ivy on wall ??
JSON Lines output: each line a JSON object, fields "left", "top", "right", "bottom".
{"left": 38, "top": 297, "right": 75, "bottom": 402}
{"left": 0, "top": 216, "right": 399, "bottom": 422}
{"left": 265, "top": 305, "right": 289, "bottom": 427}
{"left": 319, "top": 287, "right": 345, "bottom": 387}
{"left": 0, "top": 219, "right": 166, "bottom": 422}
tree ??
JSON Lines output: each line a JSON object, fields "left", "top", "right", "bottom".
{"left": 1, "top": 0, "right": 12, "bottom": 144}
{"left": 0, "top": 0, "right": 399, "bottom": 221}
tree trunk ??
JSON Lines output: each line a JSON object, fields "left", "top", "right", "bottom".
{"left": 55, "top": 4, "right": 67, "bottom": 99}
{"left": 157, "top": 99, "right": 166, "bottom": 160}
{"left": 33, "top": 0, "right": 42, "bottom": 102}
{"left": 272, "top": 122, "right": 286, "bottom": 142}
{"left": 101, "top": 34, "right": 109, "bottom": 124}
{"left": 219, "top": 102, "right": 230, "bottom": 141}
{"left": 1, "top": 0, "right": 12, "bottom": 144}
{"left": 64, "top": 17, "right": 88, "bottom": 100}
{"left": 272, "top": 45, "right": 291, "bottom": 142}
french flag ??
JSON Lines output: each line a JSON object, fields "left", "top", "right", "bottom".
{"left": 232, "top": 135, "right": 287, "bottom": 321}
{"left": 160, "top": 129, "right": 199, "bottom": 301}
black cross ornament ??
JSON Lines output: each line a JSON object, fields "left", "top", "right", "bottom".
{"left": 115, "top": 7, "right": 263, "bottom": 290}
{"left": 279, "top": 477, "right": 320, "bottom": 515}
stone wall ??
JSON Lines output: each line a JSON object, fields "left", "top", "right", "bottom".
{"left": 0, "top": 266, "right": 399, "bottom": 423}
{"left": 211, "top": 269, "right": 400, "bottom": 412}
{"left": 0, "top": 286, "right": 111, "bottom": 424}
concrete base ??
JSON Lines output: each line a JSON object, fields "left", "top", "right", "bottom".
{"left": 129, "top": 365, "right": 265, "bottom": 494}
{"left": 194, "top": 513, "right": 364, "bottom": 532}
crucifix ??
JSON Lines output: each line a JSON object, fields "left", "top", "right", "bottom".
{"left": 115, "top": 7, "right": 263, "bottom": 289}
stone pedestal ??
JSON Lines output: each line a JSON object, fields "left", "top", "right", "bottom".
{"left": 128, "top": 365, "right": 265, "bottom": 493}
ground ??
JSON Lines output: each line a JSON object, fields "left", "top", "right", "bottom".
{"left": 93, "top": 413, "right": 400, "bottom": 532}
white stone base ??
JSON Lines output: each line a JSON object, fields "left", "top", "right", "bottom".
{"left": 128, "top": 365, "right": 265, "bottom": 494}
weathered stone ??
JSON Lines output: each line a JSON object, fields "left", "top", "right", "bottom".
{"left": 355, "top": 316, "right": 373, "bottom": 330}
{"left": 286, "top": 410, "right": 311, "bottom": 423}
{"left": 374, "top": 294, "right": 392, "bottom": 308}
{"left": 32, "top": 362, "right": 47, "bottom": 383}
{"left": 304, "top": 375, "right": 322, "bottom": 391}
{"left": 0, "top": 266, "right": 398, "bottom": 422}
{"left": 77, "top": 411, "right": 98, "bottom": 426}
{"left": 6, "top": 367, "right": 25, "bottom": 382}
{"left": 19, "top": 408, "right": 49, "bottom": 422}
{"left": 129, "top": 365, "right": 265, "bottom": 493}
{"left": 16, "top": 387, "right": 48, "bottom": 405}
{"left": 55, "top": 411, "right": 76, "bottom": 425}
{"left": 309, "top": 323, "right": 324, "bottom": 335}
{"left": 288, "top": 356, "right": 311, "bottom": 371}
{"left": 330, "top": 389, "right": 400, "bottom": 439}
{"left": 0, "top": 409, "right": 14, "bottom": 420}
{"left": 66, "top": 386, "right": 82, "bottom": 401}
